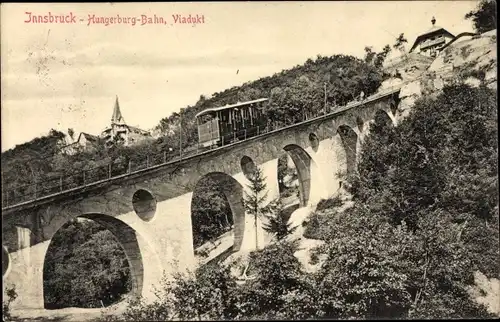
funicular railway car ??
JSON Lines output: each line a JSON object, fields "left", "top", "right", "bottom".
{"left": 195, "top": 98, "right": 268, "bottom": 148}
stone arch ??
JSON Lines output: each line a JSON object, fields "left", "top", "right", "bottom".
{"left": 190, "top": 172, "right": 245, "bottom": 253}
{"left": 42, "top": 213, "right": 144, "bottom": 309}
{"left": 337, "top": 125, "right": 358, "bottom": 175}
{"left": 282, "top": 144, "right": 315, "bottom": 206}
{"left": 2, "top": 245, "right": 11, "bottom": 279}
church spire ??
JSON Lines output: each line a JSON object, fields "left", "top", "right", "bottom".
{"left": 111, "top": 95, "right": 125, "bottom": 124}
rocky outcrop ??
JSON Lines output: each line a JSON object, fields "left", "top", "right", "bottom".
{"left": 387, "top": 29, "right": 497, "bottom": 122}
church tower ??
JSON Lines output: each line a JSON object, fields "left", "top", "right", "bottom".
{"left": 111, "top": 95, "right": 126, "bottom": 125}
{"left": 100, "top": 96, "right": 152, "bottom": 147}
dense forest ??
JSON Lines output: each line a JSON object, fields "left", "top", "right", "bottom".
{"left": 101, "top": 83, "right": 498, "bottom": 320}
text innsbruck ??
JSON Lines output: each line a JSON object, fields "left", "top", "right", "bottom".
{"left": 23, "top": 12, "right": 206, "bottom": 26}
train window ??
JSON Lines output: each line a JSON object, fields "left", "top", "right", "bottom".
{"left": 200, "top": 114, "right": 212, "bottom": 123}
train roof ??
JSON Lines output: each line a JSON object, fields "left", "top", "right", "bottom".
{"left": 195, "top": 98, "right": 268, "bottom": 118}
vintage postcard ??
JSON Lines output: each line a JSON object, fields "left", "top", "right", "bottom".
{"left": 1, "top": 1, "right": 498, "bottom": 321}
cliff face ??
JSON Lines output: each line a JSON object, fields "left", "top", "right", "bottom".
{"left": 386, "top": 29, "right": 497, "bottom": 121}
{"left": 391, "top": 29, "right": 499, "bottom": 316}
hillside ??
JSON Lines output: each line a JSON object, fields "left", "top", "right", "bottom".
{"left": 2, "top": 29, "right": 497, "bottom": 202}
{"left": 386, "top": 30, "right": 497, "bottom": 120}
{"left": 1, "top": 54, "right": 386, "bottom": 196}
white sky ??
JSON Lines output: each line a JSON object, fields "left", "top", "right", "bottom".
{"left": 0, "top": 1, "right": 478, "bottom": 151}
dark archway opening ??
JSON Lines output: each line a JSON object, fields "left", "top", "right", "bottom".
{"left": 338, "top": 125, "right": 358, "bottom": 176}
{"left": 277, "top": 153, "right": 300, "bottom": 207}
{"left": 43, "top": 216, "right": 141, "bottom": 310}
{"left": 390, "top": 100, "right": 398, "bottom": 116}
{"left": 241, "top": 155, "right": 258, "bottom": 180}
{"left": 283, "top": 145, "right": 313, "bottom": 207}
{"left": 309, "top": 133, "right": 320, "bottom": 153}
{"left": 2, "top": 246, "right": 10, "bottom": 278}
{"left": 371, "top": 110, "right": 394, "bottom": 134}
{"left": 132, "top": 189, "right": 157, "bottom": 222}
{"left": 356, "top": 116, "right": 364, "bottom": 133}
{"left": 191, "top": 173, "right": 245, "bottom": 259}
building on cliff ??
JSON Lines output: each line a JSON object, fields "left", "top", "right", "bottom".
{"left": 58, "top": 132, "right": 101, "bottom": 155}
{"left": 100, "top": 96, "right": 152, "bottom": 147}
{"left": 409, "top": 17, "right": 456, "bottom": 58}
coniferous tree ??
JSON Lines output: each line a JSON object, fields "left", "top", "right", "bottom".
{"left": 243, "top": 167, "right": 278, "bottom": 250}
{"left": 262, "top": 202, "right": 298, "bottom": 241}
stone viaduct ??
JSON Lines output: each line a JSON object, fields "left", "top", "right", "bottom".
{"left": 2, "top": 87, "right": 401, "bottom": 310}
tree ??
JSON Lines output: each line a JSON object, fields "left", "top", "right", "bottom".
{"left": 108, "top": 241, "right": 318, "bottom": 321}
{"left": 465, "top": 0, "right": 497, "bottom": 34}
{"left": 364, "top": 47, "right": 377, "bottom": 65}
{"left": 191, "top": 177, "right": 233, "bottom": 249}
{"left": 68, "top": 128, "right": 75, "bottom": 140}
{"left": 239, "top": 240, "right": 320, "bottom": 319}
{"left": 393, "top": 33, "right": 408, "bottom": 52}
{"left": 262, "top": 202, "right": 297, "bottom": 241}
{"left": 345, "top": 83, "right": 498, "bottom": 316}
{"left": 244, "top": 166, "right": 279, "bottom": 251}
{"left": 2, "top": 285, "right": 18, "bottom": 321}
{"left": 43, "top": 219, "right": 131, "bottom": 309}
{"left": 364, "top": 45, "right": 392, "bottom": 69}
{"left": 375, "top": 45, "right": 392, "bottom": 68}
{"left": 393, "top": 32, "right": 409, "bottom": 63}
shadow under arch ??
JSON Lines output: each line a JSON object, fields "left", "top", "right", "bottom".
{"left": 283, "top": 144, "right": 315, "bottom": 207}
{"left": 240, "top": 155, "right": 258, "bottom": 180}
{"left": 337, "top": 125, "right": 358, "bottom": 175}
{"left": 190, "top": 172, "right": 245, "bottom": 252}
{"left": 2, "top": 245, "right": 11, "bottom": 279}
{"left": 373, "top": 109, "right": 395, "bottom": 128}
{"left": 42, "top": 213, "right": 144, "bottom": 309}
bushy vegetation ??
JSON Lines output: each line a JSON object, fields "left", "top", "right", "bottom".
{"left": 191, "top": 177, "right": 234, "bottom": 249}
{"left": 43, "top": 219, "right": 131, "bottom": 309}
{"left": 315, "top": 194, "right": 344, "bottom": 212}
{"left": 303, "top": 195, "right": 344, "bottom": 240}
{"left": 262, "top": 203, "right": 298, "bottom": 241}
{"left": 102, "top": 83, "right": 498, "bottom": 320}
{"left": 465, "top": 0, "right": 497, "bottom": 34}
{"left": 2, "top": 285, "right": 18, "bottom": 321}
